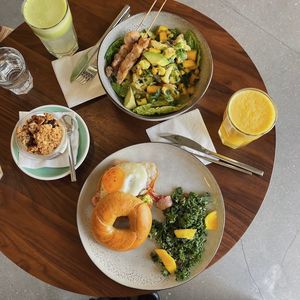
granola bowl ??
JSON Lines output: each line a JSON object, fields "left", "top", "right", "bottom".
{"left": 15, "top": 111, "right": 67, "bottom": 160}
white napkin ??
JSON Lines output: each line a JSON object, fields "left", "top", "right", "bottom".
{"left": 18, "top": 112, "right": 79, "bottom": 169}
{"left": 146, "top": 109, "right": 216, "bottom": 165}
{"left": 51, "top": 47, "right": 106, "bottom": 108}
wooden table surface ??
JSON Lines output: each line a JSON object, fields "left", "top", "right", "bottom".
{"left": 0, "top": 0, "right": 276, "bottom": 297}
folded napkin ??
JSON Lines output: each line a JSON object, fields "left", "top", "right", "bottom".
{"left": 51, "top": 47, "right": 106, "bottom": 108}
{"left": 146, "top": 109, "right": 216, "bottom": 165}
{"left": 18, "top": 112, "right": 79, "bottom": 169}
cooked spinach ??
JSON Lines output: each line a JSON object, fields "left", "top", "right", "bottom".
{"left": 149, "top": 187, "right": 210, "bottom": 281}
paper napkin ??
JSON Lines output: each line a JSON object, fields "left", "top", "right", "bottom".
{"left": 146, "top": 109, "right": 216, "bottom": 165}
{"left": 51, "top": 47, "right": 106, "bottom": 108}
{"left": 18, "top": 112, "right": 79, "bottom": 169}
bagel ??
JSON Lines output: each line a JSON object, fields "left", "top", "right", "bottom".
{"left": 92, "top": 191, "right": 152, "bottom": 251}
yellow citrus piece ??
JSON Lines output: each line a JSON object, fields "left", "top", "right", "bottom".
{"left": 205, "top": 210, "right": 218, "bottom": 230}
{"left": 174, "top": 229, "right": 197, "bottom": 239}
{"left": 155, "top": 249, "right": 177, "bottom": 273}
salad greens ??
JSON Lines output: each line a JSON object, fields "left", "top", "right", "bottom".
{"left": 105, "top": 37, "right": 124, "bottom": 65}
{"left": 149, "top": 187, "right": 210, "bottom": 281}
{"left": 105, "top": 26, "right": 202, "bottom": 116}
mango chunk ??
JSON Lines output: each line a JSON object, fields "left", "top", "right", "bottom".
{"left": 174, "top": 229, "right": 197, "bottom": 239}
{"left": 187, "top": 50, "right": 197, "bottom": 61}
{"left": 205, "top": 210, "right": 218, "bottom": 230}
{"left": 147, "top": 85, "right": 161, "bottom": 94}
{"left": 157, "top": 25, "right": 168, "bottom": 33}
{"left": 155, "top": 249, "right": 176, "bottom": 273}
{"left": 183, "top": 59, "right": 197, "bottom": 70}
{"left": 159, "top": 31, "right": 168, "bottom": 42}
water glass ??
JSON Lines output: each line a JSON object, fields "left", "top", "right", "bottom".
{"left": 0, "top": 47, "right": 33, "bottom": 95}
{"left": 22, "top": 0, "right": 79, "bottom": 58}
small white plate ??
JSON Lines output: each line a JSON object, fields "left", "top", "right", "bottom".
{"left": 10, "top": 104, "right": 90, "bottom": 181}
{"left": 77, "top": 143, "right": 224, "bottom": 290}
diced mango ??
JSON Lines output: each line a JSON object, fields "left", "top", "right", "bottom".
{"left": 205, "top": 210, "right": 218, "bottom": 230}
{"left": 159, "top": 31, "right": 168, "bottom": 42}
{"left": 157, "top": 25, "right": 168, "bottom": 33}
{"left": 147, "top": 85, "right": 161, "bottom": 94}
{"left": 174, "top": 229, "right": 197, "bottom": 239}
{"left": 183, "top": 59, "right": 197, "bottom": 69}
{"left": 187, "top": 50, "right": 197, "bottom": 61}
{"left": 155, "top": 249, "right": 176, "bottom": 273}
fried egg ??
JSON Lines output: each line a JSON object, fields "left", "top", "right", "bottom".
{"left": 99, "top": 161, "right": 158, "bottom": 198}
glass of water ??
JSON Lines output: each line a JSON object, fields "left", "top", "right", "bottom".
{"left": 0, "top": 47, "right": 33, "bottom": 95}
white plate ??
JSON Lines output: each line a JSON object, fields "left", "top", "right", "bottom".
{"left": 77, "top": 143, "right": 224, "bottom": 290}
{"left": 10, "top": 104, "right": 90, "bottom": 181}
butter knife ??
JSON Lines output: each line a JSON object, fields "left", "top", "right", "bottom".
{"left": 160, "top": 134, "right": 264, "bottom": 176}
{"left": 70, "top": 5, "right": 131, "bottom": 82}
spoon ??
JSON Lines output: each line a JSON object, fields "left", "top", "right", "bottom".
{"left": 62, "top": 115, "right": 77, "bottom": 182}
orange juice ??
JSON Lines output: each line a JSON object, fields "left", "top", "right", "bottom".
{"left": 218, "top": 88, "right": 277, "bottom": 149}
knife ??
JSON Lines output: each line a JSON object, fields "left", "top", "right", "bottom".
{"left": 70, "top": 5, "right": 131, "bottom": 82}
{"left": 160, "top": 134, "right": 264, "bottom": 176}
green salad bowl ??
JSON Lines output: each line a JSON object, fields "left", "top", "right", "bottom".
{"left": 97, "top": 11, "right": 213, "bottom": 122}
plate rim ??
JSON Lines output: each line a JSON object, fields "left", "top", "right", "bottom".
{"left": 10, "top": 104, "right": 90, "bottom": 181}
{"left": 77, "top": 142, "right": 225, "bottom": 290}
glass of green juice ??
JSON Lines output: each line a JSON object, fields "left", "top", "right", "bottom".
{"left": 22, "top": 0, "right": 79, "bottom": 58}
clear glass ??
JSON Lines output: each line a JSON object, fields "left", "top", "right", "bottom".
{"left": 218, "top": 88, "right": 277, "bottom": 149}
{"left": 22, "top": 0, "right": 78, "bottom": 58}
{"left": 0, "top": 47, "right": 33, "bottom": 95}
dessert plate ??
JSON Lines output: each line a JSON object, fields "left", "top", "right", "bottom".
{"left": 77, "top": 142, "right": 224, "bottom": 290}
{"left": 10, "top": 104, "right": 90, "bottom": 180}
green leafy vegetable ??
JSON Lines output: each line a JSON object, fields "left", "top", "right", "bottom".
{"left": 150, "top": 187, "right": 210, "bottom": 281}
{"left": 111, "top": 80, "right": 130, "bottom": 98}
{"left": 105, "top": 37, "right": 124, "bottom": 65}
{"left": 133, "top": 104, "right": 185, "bottom": 116}
{"left": 184, "top": 30, "right": 201, "bottom": 66}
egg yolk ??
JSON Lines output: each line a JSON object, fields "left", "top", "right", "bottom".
{"left": 101, "top": 166, "right": 125, "bottom": 193}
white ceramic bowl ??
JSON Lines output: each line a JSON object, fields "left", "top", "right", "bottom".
{"left": 98, "top": 11, "right": 213, "bottom": 122}
{"left": 15, "top": 110, "right": 67, "bottom": 160}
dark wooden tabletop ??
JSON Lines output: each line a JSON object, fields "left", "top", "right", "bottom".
{"left": 0, "top": 0, "right": 276, "bottom": 297}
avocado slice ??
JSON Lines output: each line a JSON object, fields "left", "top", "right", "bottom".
{"left": 143, "top": 52, "right": 170, "bottom": 67}
{"left": 123, "top": 87, "right": 136, "bottom": 110}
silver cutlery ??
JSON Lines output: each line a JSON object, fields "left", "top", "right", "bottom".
{"left": 160, "top": 134, "right": 264, "bottom": 176}
{"left": 76, "top": 64, "right": 98, "bottom": 85}
{"left": 70, "top": 4, "right": 131, "bottom": 83}
{"left": 62, "top": 115, "right": 77, "bottom": 182}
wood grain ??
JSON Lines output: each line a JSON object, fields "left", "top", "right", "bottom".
{"left": 0, "top": 0, "right": 275, "bottom": 297}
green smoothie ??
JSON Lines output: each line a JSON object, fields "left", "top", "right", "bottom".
{"left": 22, "top": 0, "right": 78, "bottom": 57}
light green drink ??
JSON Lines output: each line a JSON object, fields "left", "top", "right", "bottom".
{"left": 22, "top": 0, "right": 78, "bottom": 58}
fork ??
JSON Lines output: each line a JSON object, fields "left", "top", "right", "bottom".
{"left": 74, "top": 6, "right": 131, "bottom": 84}
{"left": 77, "top": 64, "right": 98, "bottom": 84}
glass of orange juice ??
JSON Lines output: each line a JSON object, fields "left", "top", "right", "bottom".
{"left": 218, "top": 88, "right": 277, "bottom": 149}
{"left": 22, "top": 0, "right": 78, "bottom": 58}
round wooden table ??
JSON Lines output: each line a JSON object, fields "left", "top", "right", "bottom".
{"left": 0, "top": 0, "right": 275, "bottom": 297}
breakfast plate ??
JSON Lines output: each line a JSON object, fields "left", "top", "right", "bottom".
{"left": 77, "top": 143, "right": 224, "bottom": 290}
{"left": 10, "top": 104, "right": 90, "bottom": 181}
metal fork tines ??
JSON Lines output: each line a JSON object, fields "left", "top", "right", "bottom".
{"left": 77, "top": 64, "right": 98, "bottom": 84}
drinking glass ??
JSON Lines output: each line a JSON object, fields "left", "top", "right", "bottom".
{"left": 0, "top": 47, "right": 33, "bottom": 95}
{"left": 218, "top": 88, "right": 277, "bottom": 149}
{"left": 22, "top": 0, "right": 79, "bottom": 58}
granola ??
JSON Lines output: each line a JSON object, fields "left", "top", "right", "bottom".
{"left": 16, "top": 113, "right": 63, "bottom": 155}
